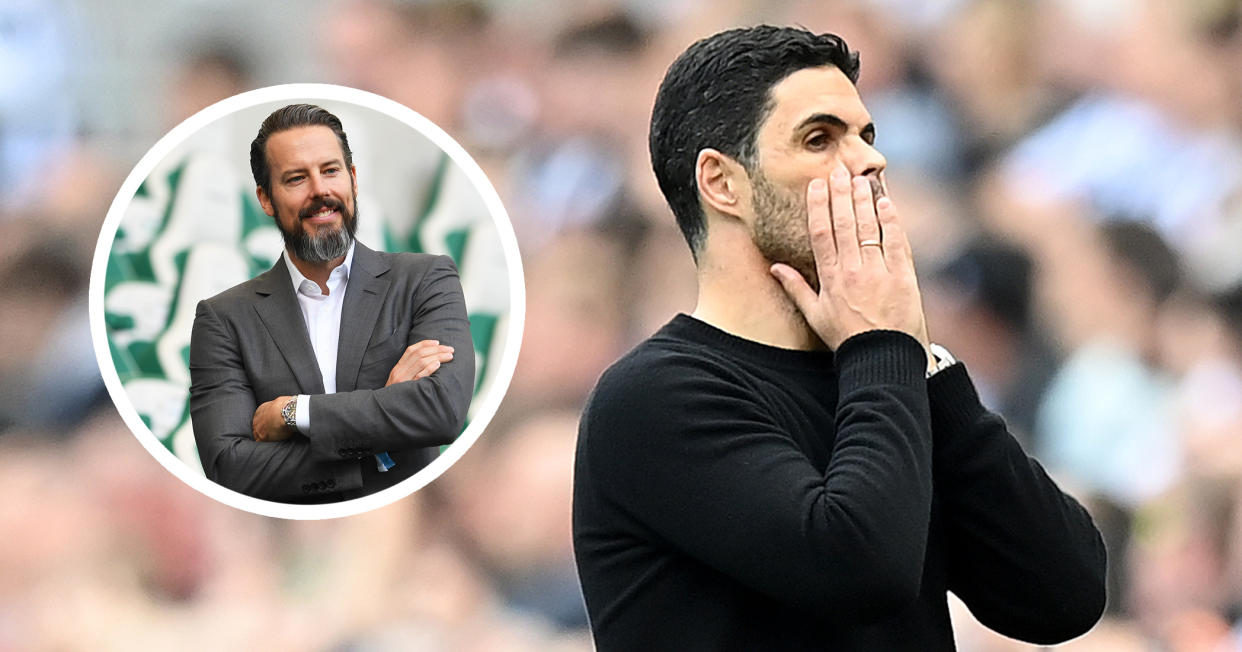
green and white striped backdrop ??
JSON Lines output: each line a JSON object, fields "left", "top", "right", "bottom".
{"left": 103, "top": 100, "right": 511, "bottom": 474}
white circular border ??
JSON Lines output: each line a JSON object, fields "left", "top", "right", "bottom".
{"left": 89, "top": 83, "right": 526, "bottom": 520}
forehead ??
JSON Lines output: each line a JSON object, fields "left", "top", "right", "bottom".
{"left": 265, "top": 125, "right": 345, "bottom": 171}
{"left": 759, "top": 65, "right": 870, "bottom": 137}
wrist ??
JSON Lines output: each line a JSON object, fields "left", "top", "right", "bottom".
{"left": 280, "top": 396, "right": 298, "bottom": 430}
{"left": 926, "top": 343, "right": 957, "bottom": 378}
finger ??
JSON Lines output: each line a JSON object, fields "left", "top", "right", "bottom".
{"left": 423, "top": 351, "right": 455, "bottom": 365}
{"left": 413, "top": 349, "right": 454, "bottom": 365}
{"left": 853, "top": 176, "right": 883, "bottom": 266}
{"left": 398, "top": 340, "right": 448, "bottom": 366}
{"left": 389, "top": 354, "right": 422, "bottom": 383}
{"left": 391, "top": 345, "right": 451, "bottom": 380}
{"left": 413, "top": 359, "right": 441, "bottom": 380}
{"left": 402, "top": 340, "right": 440, "bottom": 357}
{"left": 394, "top": 346, "right": 420, "bottom": 367}
{"left": 408, "top": 351, "right": 453, "bottom": 380}
{"left": 876, "top": 195, "right": 911, "bottom": 270}
{"left": 770, "top": 263, "right": 820, "bottom": 314}
{"left": 871, "top": 172, "right": 887, "bottom": 201}
{"left": 829, "top": 166, "right": 859, "bottom": 268}
{"left": 805, "top": 177, "right": 836, "bottom": 270}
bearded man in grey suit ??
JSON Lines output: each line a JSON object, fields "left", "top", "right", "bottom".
{"left": 189, "top": 104, "right": 474, "bottom": 504}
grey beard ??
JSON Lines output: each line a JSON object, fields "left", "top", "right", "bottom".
{"left": 279, "top": 199, "right": 359, "bottom": 263}
{"left": 288, "top": 221, "right": 353, "bottom": 263}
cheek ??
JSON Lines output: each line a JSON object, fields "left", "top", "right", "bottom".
{"left": 805, "top": 153, "right": 845, "bottom": 182}
{"left": 272, "top": 187, "right": 300, "bottom": 209}
{"left": 287, "top": 188, "right": 319, "bottom": 214}
{"left": 272, "top": 192, "right": 305, "bottom": 225}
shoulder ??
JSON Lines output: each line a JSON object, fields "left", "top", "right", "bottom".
{"left": 583, "top": 333, "right": 763, "bottom": 439}
{"left": 371, "top": 248, "right": 458, "bottom": 278}
{"left": 578, "top": 331, "right": 779, "bottom": 490}
{"left": 196, "top": 268, "right": 277, "bottom": 316}
{"left": 592, "top": 337, "right": 707, "bottom": 400}
{"left": 596, "top": 328, "right": 759, "bottom": 394}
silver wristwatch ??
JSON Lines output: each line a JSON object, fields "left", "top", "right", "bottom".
{"left": 927, "top": 343, "right": 958, "bottom": 378}
{"left": 281, "top": 397, "right": 297, "bottom": 428}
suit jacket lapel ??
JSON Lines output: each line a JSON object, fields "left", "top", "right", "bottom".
{"left": 252, "top": 261, "right": 326, "bottom": 395}
{"left": 336, "top": 242, "right": 391, "bottom": 393}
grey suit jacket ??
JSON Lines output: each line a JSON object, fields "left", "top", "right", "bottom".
{"left": 188, "top": 241, "right": 475, "bottom": 504}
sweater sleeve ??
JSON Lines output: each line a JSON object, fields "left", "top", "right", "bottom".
{"left": 579, "top": 330, "right": 934, "bottom": 621}
{"left": 930, "top": 363, "right": 1107, "bottom": 644}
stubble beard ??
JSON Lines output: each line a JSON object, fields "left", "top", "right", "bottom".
{"left": 750, "top": 171, "right": 820, "bottom": 293}
{"left": 278, "top": 191, "right": 359, "bottom": 263}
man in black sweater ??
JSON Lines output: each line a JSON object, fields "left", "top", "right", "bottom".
{"left": 572, "top": 25, "right": 1107, "bottom": 650}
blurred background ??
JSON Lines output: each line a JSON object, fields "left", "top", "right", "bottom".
{"left": 3, "top": 0, "right": 1242, "bottom": 649}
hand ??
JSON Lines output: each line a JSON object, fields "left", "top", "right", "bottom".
{"left": 253, "top": 395, "right": 296, "bottom": 442}
{"left": 770, "top": 165, "right": 930, "bottom": 357}
{"left": 386, "top": 339, "right": 455, "bottom": 387}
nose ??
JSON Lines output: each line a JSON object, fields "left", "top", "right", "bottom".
{"left": 841, "top": 136, "right": 886, "bottom": 179}
{"left": 307, "top": 171, "right": 330, "bottom": 197}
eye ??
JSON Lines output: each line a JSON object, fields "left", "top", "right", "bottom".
{"left": 324, "top": 166, "right": 340, "bottom": 175}
{"left": 805, "top": 132, "right": 830, "bottom": 150}
{"left": 286, "top": 175, "right": 305, "bottom": 185}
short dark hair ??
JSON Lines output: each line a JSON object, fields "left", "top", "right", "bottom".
{"left": 250, "top": 103, "right": 354, "bottom": 196}
{"left": 649, "top": 25, "right": 860, "bottom": 257}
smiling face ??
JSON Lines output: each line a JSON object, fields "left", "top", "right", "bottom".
{"left": 746, "top": 65, "right": 886, "bottom": 286}
{"left": 256, "top": 125, "right": 358, "bottom": 264}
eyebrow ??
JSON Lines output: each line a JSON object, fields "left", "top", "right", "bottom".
{"left": 280, "top": 158, "right": 345, "bottom": 179}
{"left": 794, "top": 112, "right": 876, "bottom": 141}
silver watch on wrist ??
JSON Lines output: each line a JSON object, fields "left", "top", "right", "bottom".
{"left": 281, "top": 397, "right": 297, "bottom": 428}
{"left": 927, "top": 343, "right": 957, "bottom": 378}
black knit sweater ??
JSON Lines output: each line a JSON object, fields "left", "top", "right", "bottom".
{"left": 573, "top": 315, "right": 1106, "bottom": 651}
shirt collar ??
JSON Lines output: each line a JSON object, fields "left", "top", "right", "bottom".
{"left": 283, "top": 241, "right": 355, "bottom": 298}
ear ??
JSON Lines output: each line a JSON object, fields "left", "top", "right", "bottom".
{"left": 695, "top": 148, "right": 746, "bottom": 221}
{"left": 256, "top": 186, "right": 275, "bottom": 217}
{"left": 350, "top": 165, "right": 358, "bottom": 195}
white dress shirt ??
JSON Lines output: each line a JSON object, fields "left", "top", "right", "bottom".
{"left": 285, "top": 241, "right": 353, "bottom": 422}
{"left": 283, "top": 243, "right": 393, "bottom": 472}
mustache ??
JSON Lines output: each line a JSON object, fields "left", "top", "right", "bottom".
{"left": 298, "top": 197, "right": 346, "bottom": 220}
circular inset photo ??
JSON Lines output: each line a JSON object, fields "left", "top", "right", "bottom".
{"left": 89, "top": 84, "right": 524, "bottom": 519}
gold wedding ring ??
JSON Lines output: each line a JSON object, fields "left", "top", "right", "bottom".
{"left": 859, "top": 240, "right": 882, "bottom": 247}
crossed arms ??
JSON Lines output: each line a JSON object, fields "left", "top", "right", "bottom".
{"left": 188, "top": 255, "right": 474, "bottom": 502}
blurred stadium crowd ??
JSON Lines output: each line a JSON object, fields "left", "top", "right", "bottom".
{"left": 3, "top": 0, "right": 1242, "bottom": 649}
